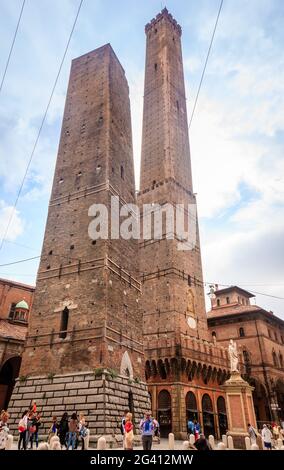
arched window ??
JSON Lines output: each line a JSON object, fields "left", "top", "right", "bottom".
{"left": 217, "top": 299, "right": 220, "bottom": 307}
{"left": 212, "top": 331, "right": 217, "bottom": 339}
{"left": 186, "top": 391, "right": 198, "bottom": 425}
{"left": 217, "top": 396, "right": 228, "bottom": 437}
{"left": 202, "top": 394, "right": 213, "bottom": 412}
{"left": 202, "top": 394, "right": 215, "bottom": 437}
{"left": 274, "top": 331, "right": 278, "bottom": 342}
{"left": 158, "top": 390, "right": 172, "bottom": 437}
{"left": 59, "top": 307, "right": 69, "bottom": 339}
{"left": 239, "top": 327, "right": 245, "bottom": 337}
{"left": 226, "top": 297, "right": 230, "bottom": 304}
{"left": 279, "top": 353, "right": 283, "bottom": 368}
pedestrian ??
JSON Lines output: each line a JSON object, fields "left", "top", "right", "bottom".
{"left": 18, "top": 410, "right": 28, "bottom": 450}
{"left": 78, "top": 412, "right": 89, "bottom": 450}
{"left": 194, "top": 420, "right": 201, "bottom": 441}
{"left": 140, "top": 411, "right": 155, "bottom": 450}
{"left": 194, "top": 433, "right": 212, "bottom": 451}
{"left": 187, "top": 418, "right": 195, "bottom": 437}
{"left": 48, "top": 416, "right": 58, "bottom": 443}
{"left": 67, "top": 412, "right": 78, "bottom": 450}
{"left": 120, "top": 408, "right": 129, "bottom": 449}
{"left": 124, "top": 412, "right": 134, "bottom": 450}
{"left": 262, "top": 424, "right": 272, "bottom": 450}
{"left": 153, "top": 418, "right": 160, "bottom": 443}
{"left": 247, "top": 423, "right": 257, "bottom": 444}
{"left": 58, "top": 412, "right": 69, "bottom": 448}
{"left": 0, "top": 410, "right": 10, "bottom": 451}
{"left": 30, "top": 412, "right": 41, "bottom": 449}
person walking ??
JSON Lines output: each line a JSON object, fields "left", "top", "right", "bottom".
{"left": 0, "top": 410, "right": 10, "bottom": 451}
{"left": 140, "top": 411, "right": 155, "bottom": 450}
{"left": 48, "top": 416, "right": 58, "bottom": 443}
{"left": 18, "top": 410, "right": 28, "bottom": 450}
{"left": 247, "top": 423, "right": 257, "bottom": 444}
{"left": 124, "top": 412, "right": 134, "bottom": 450}
{"left": 187, "top": 419, "right": 195, "bottom": 437}
{"left": 194, "top": 420, "right": 201, "bottom": 441}
{"left": 67, "top": 412, "right": 78, "bottom": 450}
{"left": 58, "top": 412, "right": 69, "bottom": 448}
{"left": 78, "top": 412, "right": 89, "bottom": 450}
{"left": 120, "top": 409, "right": 129, "bottom": 449}
{"left": 262, "top": 424, "right": 272, "bottom": 450}
{"left": 30, "top": 412, "right": 41, "bottom": 450}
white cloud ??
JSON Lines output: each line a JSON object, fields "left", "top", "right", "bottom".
{"left": 0, "top": 201, "right": 25, "bottom": 241}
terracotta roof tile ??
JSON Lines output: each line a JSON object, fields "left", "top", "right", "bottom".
{"left": 0, "top": 319, "right": 27, "bottom": 341}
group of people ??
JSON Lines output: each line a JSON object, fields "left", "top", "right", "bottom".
{"left": 248, "top": 422, "right": 284, "bottom": 450}
{"left": 1, "top": 400, "right": 89, "bottom": 450}
{"left": 17, "top": 403, "right": 41, "bottom": 450}
{"left": 187, "top": 419, "right": 201, "bottom": 441}
{"left": 46, "top": 412, "right": 89, "bottom": 450}
{"left": 121, "top": 409, "right": 160, "bottom": 450}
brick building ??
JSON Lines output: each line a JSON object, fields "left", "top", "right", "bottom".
{"left": 207, "top": 286, "right": 284, "bottom": 425}
{"left": 8, "top": 44, "right": 150, "bottom": 440}
{"left": 138, "top": 9, "right": 231, "bottom": 439}
{"left": 5, "top": 8, "right": 283, "bottom": 441}
{"left": 0, "top": 278, "right": 34, "bottom": 410}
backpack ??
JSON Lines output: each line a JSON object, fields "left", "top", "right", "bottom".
{"left": 120, "top": 418, "right": 125, "bottom": 435}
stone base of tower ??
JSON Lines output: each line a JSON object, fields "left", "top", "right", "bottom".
{"left": 8, "top": 370, "right": 151, "bottom": 447}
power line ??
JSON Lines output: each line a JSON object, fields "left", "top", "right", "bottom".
{"left": 0, "top": 0, "right": 84, "bottom": 253}
{"left": 0, "top": 256, "right": 40, "bottom": 267}
{"left": 188, "top": 0, "right": 224, "bottom": 128}
{"left": 1, "top": 253, "right": 284, "bottom": 301}
{"left": 0, "top": 0, "right": 26, "bottom": 94}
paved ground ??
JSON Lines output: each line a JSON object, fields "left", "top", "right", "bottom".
{"left": 11, "top": 437, "right": 185, "bottom": 450}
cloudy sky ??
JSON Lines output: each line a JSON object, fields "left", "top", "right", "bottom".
{"left": 0, "top": 0, "right": 284, "bottom": 317}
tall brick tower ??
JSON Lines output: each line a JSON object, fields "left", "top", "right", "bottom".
{"left": 8, "top": 44, "right": 150, "bottom": 440}
{"left": 138, "top": 9, "right": 230, "bottom": 439}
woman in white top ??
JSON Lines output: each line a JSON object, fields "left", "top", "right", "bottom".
{"left": 261, "top": 424, "right": 272, "bottom": 450}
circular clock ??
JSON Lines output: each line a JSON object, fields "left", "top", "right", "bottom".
{"left": 187, "top": 316, "right": 197, "bottom": 329}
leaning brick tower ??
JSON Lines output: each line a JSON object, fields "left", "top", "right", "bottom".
{"left": 138, "top": 9, "right": 230, "bottom": 439}
{"left": 8, "top": 44, "right": 150, "bottom": 441}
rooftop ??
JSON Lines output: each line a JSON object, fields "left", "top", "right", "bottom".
{"left": 145, "top": 8, "right": 182, "bottom": 35}
{"left": 0, "top": 277, "right": 35, "bottom": 291}
{"left": 214, "top": 286, "right": 255, "bottom": 298}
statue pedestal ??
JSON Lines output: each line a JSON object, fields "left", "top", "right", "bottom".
{"left": 224, "top": 371, "right": 257, "bottom": 450}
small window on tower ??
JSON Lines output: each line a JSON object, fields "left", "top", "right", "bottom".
{"left": 187, "top": 275, "right": 191, "bottom": 286}
{"left": 59, "top": 307, "right": 69, "bottom": 339}
{"left": 176, "top": 100, "right": 179, "bottom": 111}
{"left": 226, "top": 297, "right": 230, "bottom": 304}
{"left": 154, "top": 63, "right": 158, "bottom": 71}
{"left": 217, "top": 299, "right": 220, "bottom": 307}
{"left": 121, "top": 165, "right": 124, "bottom": 179}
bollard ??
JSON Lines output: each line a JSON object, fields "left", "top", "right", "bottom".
{"left": 5, "top": 434, "right": 13, "bottom": 450}
{"left": 227, "top": 435, "right": 234, "bottom": 450}
{"left": 168, "top": 433, "right": 175, "bottom": 450}
{"left": 189, "top": 434, "right": 195, "bottom": 445}
{"left": 251, "top": 443, "right": 259, "bottom": 450}
{"left": 182, "top": 440, "right": 189, "bottom": 450}
{"left": 209, "top": 435, "right": 215, "bottom": 449}
{"left": 97, "top": 436, "right": 107, "bottom": 450}
{"left": 222, "top": 434, "right": 227, "bottom": 448}
{"left": 245, "top": 437, "right": 251, "bottom": 450}
{"left": 277, "top": 438, "right": 282, "bottom": 449}
{"left": 217, "top": 442, "right": 226, "bottom": 450}
{"left": 84, "top": 430, "right": 90, "bottom": 450}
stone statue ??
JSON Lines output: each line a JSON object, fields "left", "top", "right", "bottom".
{"left": 228, "top": 339, "right": 239, "bottom": 372}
